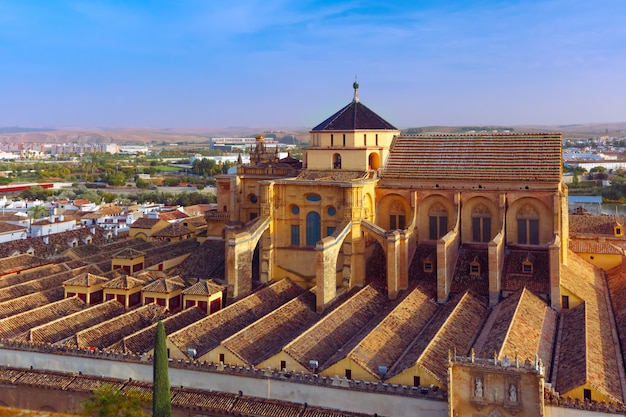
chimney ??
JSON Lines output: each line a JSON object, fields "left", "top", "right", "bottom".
{"left": 43, "top": 236, "right": 49, "bottom": 244}
{"left": 90, "top": 226, "right": 96, "bottom": 234}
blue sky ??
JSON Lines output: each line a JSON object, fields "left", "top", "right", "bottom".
{"left": 1, "top": 0, "right": 625, "bottom": 128}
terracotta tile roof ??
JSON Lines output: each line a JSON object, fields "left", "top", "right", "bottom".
{"left": 347, "top": 286, "right": 438, "bottom": 379}
{"left": 28, "top": 299, "right": 126, "bottom": 344}
{"left": 311, "top": 99, "right": 397, "bottom": 131}
{"left": 62, "top": 272, "right": 108, "bottom": 287}
{"left": 182, "top": 204, "right": 212, "bottom": 217}
{"left": 112, "top": 248, "right": 145, "bottom": 259}
{"left": 0, "top": 367, "right": 25, "bottom": 384}
{"left": 472, "top": 288, "right": 557, "bottom": 377}
{"left": 501, "top": 250, "right": 550, "bottom": 294}
{"left": 295, "top": 170, "right": 370, "bottom": 182}
{"left": 142, "top": 277, "right": 186, "bottom": 293}
{"left": 0, "top": 263, "right": 67, "bottom": 290}
{"left": 222, "top": 290, "right": 319, "bottom": 366}
{"left": 555, "top": 251, "right": 624, "bottom": 402}
{"left": 169, "top": 279, "right": 305, "bottom": 358}
{"left": 0, "top": 226, "right": 114, "bottom": 259}
{"left": 0, "top": 254, "right": 51, "bottom": 276}
{"left": 407, "top": 245, "right": 438, "bottom": 294}
{"left": 158, "top": 210, "right": 188, "bottom": 222}
{"left": 569, "top": 214, "right": 626, "bottom": 236}
{"left": 0, "top": 287, "right": 64, "bottom": 319}
{"left": 182, "top": 280, "right": 225, "bottom": 296}
{"left": 152, "top": 222, "right": 193, "bottom": 238}
{"left": 108, "top": 307, "right": 206, "bottom": 354}
{"left": 388, "top": 290, "right": 488, "bottom": 384}
{"left": 173, "top": 240, "right": 225, "bottom": 280}
{"left": 143, "top": 239, "right": 200, "bottom": 269}
{"left": 569, "top": 238, "right": 624, "bottom": 255}
{"left": 231, "top": 397, "right": 304, "bottom": 417}
{"left": 63, "top": 303, "right": 168, "bottom": 349}
{"left": 64, "top": 374, "right": 126, "bottom": 392}
{"left": 102, "top": 275, "right": 145, "bottom": 290}
{"left": 130, "top": 217, "right": 163, "bottom": 229}
{"left": 14, "top": 369, "right": 75, "bottom": 389}
{"left": 283, "top": 285, "right": 387, "bottom": 371}
{"left": 171, "top": 389, "right": 237, "bottom": 411}
{"left": 450, "top": 249, "right": 489, "bottom": 296}
{"left": 0, "top": 265, "right": 101, "bottom": 303}
{"left": 607, "top": 262, "right": 626, "bottom": 386}
{"left": 0, "top": 222, "right": 26, "bottom": 233}
{"left": 184, "top": 215, "right": 207, "bottom": 228}
{"left": 383, "top": 133, "right": 562, "bottom": 183}
{"left": 0, "top": 297, "right": 85, "bottom": 340}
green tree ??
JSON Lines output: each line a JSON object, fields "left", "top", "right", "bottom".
{"left": 27, "top": 204, "right": 49, "bottom": 220}
{"left": 78, "top": 384, "right": 149, "bottom": 417}
{"left": 153, "top": 321, "right": 171, "bottom": 417}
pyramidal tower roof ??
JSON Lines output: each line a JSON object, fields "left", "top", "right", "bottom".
{"left": 311, "top": 82, "right": 398, "bottom": 132}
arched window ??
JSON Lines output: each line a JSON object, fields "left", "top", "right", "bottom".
{"left": 333, "top": 154, "right": 342, "bottom": 169}
{"left": 306, "top": 211, "right": 321, "bottom": 246}
{"left": 517, "top": 204, "right": 539, "bottom": 245}
{"left": 389, "top": 201, "right": 406, "bottom": 230}
{"left": 472, "top": 204, "right": 492, "bottom": 243}
{"left": 429, "top": 203, "right": 448, "bottom": 240}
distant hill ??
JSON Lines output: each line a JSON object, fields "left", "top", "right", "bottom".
{"left": 1, "top": 123, "right": 625, "bottom": 145}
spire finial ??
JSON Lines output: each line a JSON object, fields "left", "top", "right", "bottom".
{"left": 353, "top": 76, "right": 359, "bottom": 102}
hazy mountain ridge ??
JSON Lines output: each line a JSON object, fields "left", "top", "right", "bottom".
{"left": 1, "top": 122, "right": 625, "bottom": 145}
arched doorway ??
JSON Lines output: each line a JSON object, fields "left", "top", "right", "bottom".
{"left": 368, "top": 152, "right": 380, "bottom": 170}
{"left": 333, "top": 153, "right": 342, "bottom": 169}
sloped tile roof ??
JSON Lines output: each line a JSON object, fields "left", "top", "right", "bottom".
{"left": 231, "top": 397, "right": 304, "bottom": 417}
{"left": 222, "top": 290, "right": 319, "bottom": 366}
{"left": 388, "top": 290, "right": 488, "bottom": 383}
{"left": 607, "top": 262, "right": 626, "bottom": 388}
{"left": 311, "top": 100, "right": 397, "bottom": 131}
{"left": 169, "top": 279, "right": 305, "bottom": 358}
{"left": 152, "top": 223, "right": 193, "bottom": 238}
{"left": 158, "top": 210, "right": 188, "bottom": 222}
{"left": 472, "top": 288, "right": 557, "bottom": 377}
{"left": 182, "top": 280, "right": 225, "bottom": 296}
{"left": 108, "top": 306, "right": 206, "bottom": 354}
{"left": 112, "top": 248, "right": 145, "bottom": 259}
{"left": 569, "top": 238, "right": 624, "bottom": 255}
{"left": 173, "top": 240, "right": 225, "bottom": 280}
{"left": 102, "top": 275, "right": 145, "bottom": 290}
{"left": 64, "top": 303, "right": 168, "bottom": 349}
{"left": 0, "top": 263, "right": 67, "bottom": 290}
{"left": 0, "top": 254, "right": 51, "bottom": 276}
{"left": 569, "top": 214, "right": 626, "bottom": 236}
{"left": 63, "top": 272, "right": 108, "bottom": 287}
{"left": 28, "top": 299, "right": 126, "bottom": 344}
{"left": 142, "top": 277, "right": 186, "bottom": 293}
{"left": 283, "top": 285, "right": 387, "bottom": 371}
{"left": 501, "top": 250, "right": 550, "bottom": 294}
{"left": 348, "top": 286, "right": 437, "bottom": 379}
{"left": 555, "top": 251, "right": 624, "bottom": 402}
{"left": 0, "top": 287, "right": 64, "bottom": 319}
{"left": 0, "top": 222, "right": 27, "bottom": 233}
{"left": 382, "top": 133, "right": 562, "bottom": 183}
{"left": 0, "top": 297, "right": 86, "bottom": 340}
{"left": 130, "top": 217, "right": 163, "bottom": 229}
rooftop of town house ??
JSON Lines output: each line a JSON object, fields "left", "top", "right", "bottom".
{"left": 61, "top": 303, "right": 169, "bottom": 349}
{"left": 283, "top": 285, "right": 387, "bottom": 371}
{"left": 107, "top": 306, "right": 206, "bottom": 354}
{"left": 221, "top": 290, "right": 319, "bottom": 366}
{"left": 472, "top": 287, "right": 558, "bottom": 378}
{"left": 151, "top": 222, "right": 193, "bottom": 238}
{"left": 129, "top": 217, "right": 164, "bottom": 229}
{"left": 112, "top": 247, "right": 145, "bottom": 259}
{"left": 0, "top": 222, "right": 27, "bottom": 233}
{"left": 169, "top": 279, "right": 305, "bottom": 359}
{"left": 347, "top": 285, "right": 438, "bottom": 380}
{"left": 382, "top": 133, "right": 562, "bottom": 183}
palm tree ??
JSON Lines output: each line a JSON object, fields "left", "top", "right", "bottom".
{"left": 26, "top": 204, "right": 49, "bottom": 221}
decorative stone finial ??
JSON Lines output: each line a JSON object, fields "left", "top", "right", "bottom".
{"left": 353, "top": 76, "right": 359, "bottom": 102}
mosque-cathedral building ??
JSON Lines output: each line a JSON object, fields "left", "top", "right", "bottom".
{"left": 2, "top": 83, "right": 626, "bottom": 416}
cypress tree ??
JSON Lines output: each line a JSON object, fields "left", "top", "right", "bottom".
{"left": 153, "top": 320, "right": 171, "bottom": 417}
